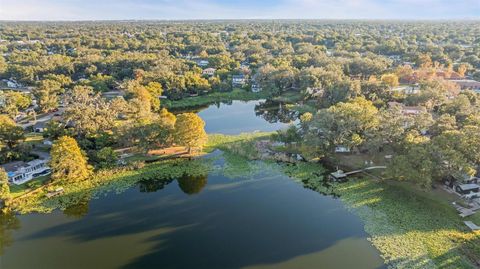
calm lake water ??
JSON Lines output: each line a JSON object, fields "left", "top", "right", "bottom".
{"left": 197, "top": 100, "right": 294, "bottom": 134}
{"left": 0, "top": 100, "right": 385, "bottom": 269}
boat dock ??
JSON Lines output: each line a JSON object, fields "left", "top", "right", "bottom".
{"left": 329, "top": 166, "right": 387, "bottom": 181}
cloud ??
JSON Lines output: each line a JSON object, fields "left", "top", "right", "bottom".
{"left": 0, "top": 0, "right": 478, "bottom": 20}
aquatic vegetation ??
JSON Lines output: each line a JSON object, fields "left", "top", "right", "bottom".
{"left": 290, "top": 161, "right": 480, "bottom": 269}
{"left": 12, "top": 158, "right": 212, "bottom": 214}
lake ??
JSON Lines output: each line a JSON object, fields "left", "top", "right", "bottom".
{"left": 197, "top": 100, "right": 295, "bottom": 134}
{"left": 0, "top": 100, "right": 385, "bottom": 269}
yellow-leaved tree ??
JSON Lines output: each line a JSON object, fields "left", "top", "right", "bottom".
{"left": 174, "top": 113, "right": 207, "bottom": 154}
{"left": 50, "top": 136, "right": 92, "bottom": 182}
{"left": 380, "top": 73, "right": 399, "bottom": 88}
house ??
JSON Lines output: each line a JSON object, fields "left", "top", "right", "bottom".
{"left": 251, "top": 82, "right": 262, "bottom": 93}
{"left": 1, "top": 79, "right": 22, "bottom": 89}
{"left": 1, "top": 159, "right": 51, "bottom": 185}
{"left": 232, "top": 75, "right": 246, "bottom": 87}
{"left": 388, "top": 102, "right": 425, "bottom": 115}
{"left": 202, "top": 68, "right": 216, "bottom": 76}
{"left": 391, "top": 85, "right": 420, "bottom": 95}
{"left": 449, "top": 79, "right": 480, "bottom": 93}
{"left": 335, "top": 146, "right": 351, "bottom": 153}
{"left": 193, "top": 59, "right": 209, "bottom": 67}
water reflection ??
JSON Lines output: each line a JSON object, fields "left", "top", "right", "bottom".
{"left": 138, "top": 178, "right": 175, "bottom": 193}
{"left": 177, "top": 174, "right": 208, "bottom": 195}
{"left": 197, "top": 100, "right": 291, "bottom": 134}
{"left": 0, "top": 212, "right": 20, "bottom": 255}
{"left": 0, "top": 154, "right": 385, "bottom": 269}
{"left": 254, "top": 100, "right": 299, "bottom": 124}
{"left": 63, "top": 196, "right": 91, "bottom": 218}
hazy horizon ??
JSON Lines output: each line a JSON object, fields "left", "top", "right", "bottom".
{"left": 1, "top": 0, "right": 479, "bottom": 21}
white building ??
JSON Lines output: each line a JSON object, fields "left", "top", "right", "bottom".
{"left": 2, "top": 159, "right": 51, "bottom": 185}
{"left": 194, "top": 59, "right": 209, "bottom": 67}
{"left": 232, "top": 75, "right": 246, "bottom": 87}
{"left": 391, "top": 85, "right": 420, "bottom": 95}
{"left": 202, "top": 68, "right": 216, "bottom": 76}
{"left": 251, "top": 82, "right": 262, "bottom": 93}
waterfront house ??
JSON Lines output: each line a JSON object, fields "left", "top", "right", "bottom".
{"left": 232, "top": 74, "right": 246, "bottom": 87}
{"left": 1, "top": 159, "right": 50, "bottom": 185}
{"left": 251, "top": 82, "right": 262, "bottom": 93}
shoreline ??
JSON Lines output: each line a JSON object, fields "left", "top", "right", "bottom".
{"left": 4, "top": 132, "right": 480, "bottom": 268}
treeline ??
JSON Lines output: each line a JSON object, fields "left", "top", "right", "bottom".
{"left": 276, "top": 81, "right": 480, "bottom": 187}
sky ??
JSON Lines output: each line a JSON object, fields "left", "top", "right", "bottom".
{"left": 0, "top": 0, "right": 479, "bottom": 21}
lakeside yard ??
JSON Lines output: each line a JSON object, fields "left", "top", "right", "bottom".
{"left": 4, "top": 132, "right": 480, "bottom": 268}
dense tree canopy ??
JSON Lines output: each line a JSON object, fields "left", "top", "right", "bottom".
{"left": 50, "top": 136, "right": 92, "bottom": 182}
{"left": 174, "top": 113, "right": 207, "bottom": 153}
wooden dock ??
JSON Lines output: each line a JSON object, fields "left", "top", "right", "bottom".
{"left": 330, "top": 166, "right": 387, "bottom": 181}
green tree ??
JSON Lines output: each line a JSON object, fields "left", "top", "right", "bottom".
{"left": 63, "top": 86, "right": 117, "bottom": 137}
{"left": 174, "top": 113, "right": 207, "bottom": 153}
{"left": 380, "top": 73, "right": 399, "bottom": 88}
{"left": 95, "top": 147, "right": 118, "bottom": 169}
{"left": 0, "top": 115, "right": 25, "bottom": 160}
{"left": 50, "top": 136, "right": 91, "bottom": 182}
{"left": 430, "top": 114, "right": 457, "bottom": 136}
{"left": 33, "top": 79, "right": 62, "bottom": 112}
{"left": 0, "top": 91, "right": 31, "bottom": 117}
{"left": 0, "top": 168, "right": 11, "bottom": 209}
{"left": 387, "top": 143, "right": 434, "bottom": 188}
{"left": 307, "top": 97, "right": 379, "bottom": 153}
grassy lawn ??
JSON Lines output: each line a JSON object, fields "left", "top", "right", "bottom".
{"left": 271, "top": 90, "right": 303, "bottom": 103}
{"left": 24, "top": 133, "right": 44, "bottom": 144}
{"left": 9, "top": 175, "right": 50, "bottom": 198}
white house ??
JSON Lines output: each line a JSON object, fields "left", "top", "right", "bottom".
{"left": 194, "top": 59, "right": 209, "bottom": 67}
{"left": 335, "top": 146, "right": 351, "bottom": 153}
{"left": 1, "top": 79, "right": 22, "bottom": 88}
{"left": 391, "top": 85, "right": 420, "bottom": 95}
{"left": 202, "top": 68, "right": 216, "bottom": 76}
{"left": 232, "top": 75, "right": 246, "bottom": 87}
{"left": 251, "top": 82, "right": 262, "bottom": 93}
{"left": 2, "top": 159, "right": 51, "bottom": 185}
